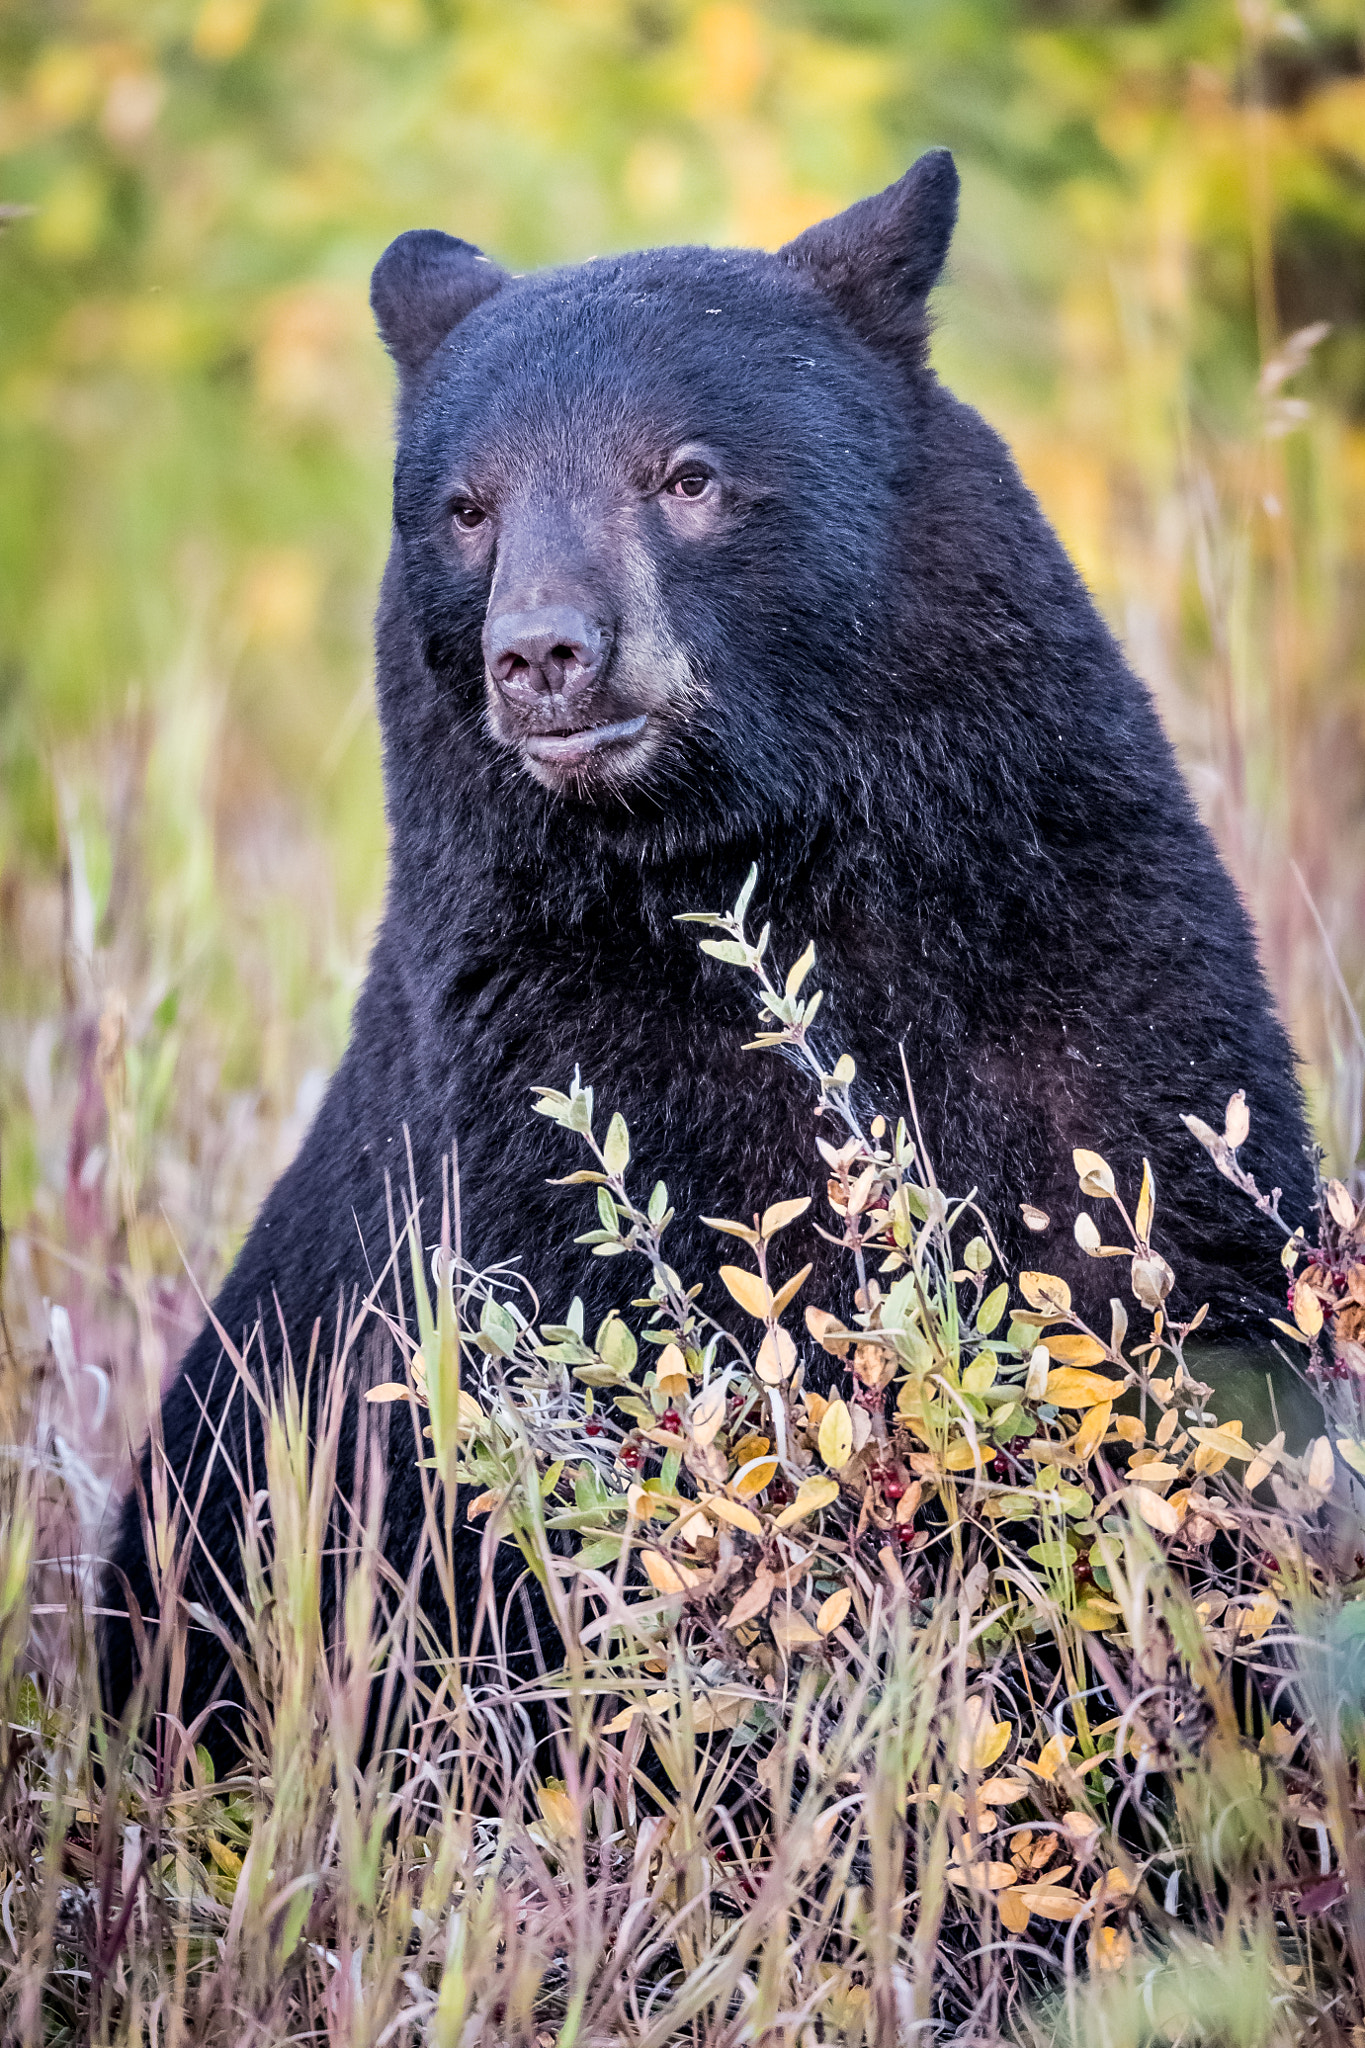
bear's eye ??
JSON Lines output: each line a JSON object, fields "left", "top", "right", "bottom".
{"left": 666, "top": 470, "right": 712, "bottom": 501}
{"left": 451, "top": 500, "right": 487, "bottom": 531}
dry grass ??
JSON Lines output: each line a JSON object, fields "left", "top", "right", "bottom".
{"left": 5, "top": 899, "right": 1365, "bottom": 2046}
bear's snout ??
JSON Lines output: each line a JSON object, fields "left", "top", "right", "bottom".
{"left": 484, "top": 603, "right": 612, "bottom": 711}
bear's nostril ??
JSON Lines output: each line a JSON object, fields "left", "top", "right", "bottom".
{"left": 550, "top": 644, "right": 575, "bottom": 663}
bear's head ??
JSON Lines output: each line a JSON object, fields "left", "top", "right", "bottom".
{"left": 371, "top": 151, "right": 958, "bottom": 835}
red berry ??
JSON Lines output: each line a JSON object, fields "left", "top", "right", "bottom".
{"left": 990, "top": 1454, "right": 1009, "bottom": 1479}
{"left": 883, "top": 1477, "right": 905, "bottom": 1502}
{"left": 660, "top": 1410, "right": 681, "bottom": 1434}
{"left": 1073, "top": 1559, "right": 1093, "bottom": 1586}
{"left": 898, "top": 1523, "right": 916, "bottom": 1545}
{"left": 585, "top": 1419, "right": 603, "bottom": 1437}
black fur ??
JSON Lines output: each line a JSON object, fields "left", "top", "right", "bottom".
{"left": 101, "top": 154, "right": 1312, "bottom": 1765}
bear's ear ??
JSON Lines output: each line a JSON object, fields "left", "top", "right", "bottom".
{"left": 780, "top": 149, "right": 958, "bottom": 359}
{"left": 371, "top": 229, "right": 508, "bottom": 382}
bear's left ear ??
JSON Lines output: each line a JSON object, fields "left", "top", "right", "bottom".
{"left": 780, "top": 149, "right": 958, "bottom": 359}
{"left": 371, "top": 229, "right": 509, "bottom": 383}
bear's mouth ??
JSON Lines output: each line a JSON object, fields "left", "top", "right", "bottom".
{"left": 520, "top": 713, "right": 648, "bottom": 769}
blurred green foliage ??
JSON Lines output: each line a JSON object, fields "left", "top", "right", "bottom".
{"left": 1, "top": 0, "right": 1363, "bottom": 1267}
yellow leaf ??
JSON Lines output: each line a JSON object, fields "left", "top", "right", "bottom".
{"left": 703, "top": 1494, "right": 763, "bottom": 1535}
{"left": 1293, "top": 1278, "right": 1324, "bottom": 1338}
{"left": 1074, "top": 1211, "right": 1102, "bottom": 1254}
{"left": 1074, "top": 1598, "right": 1122, "bottom": 1632}
{"left": 1189, "top": 1423, "right": 1250, "bottom": 1461}
{"left": 535, "top": 1783, "right": 579, "bottom": 1840}
{"left": 1327, "top": 1178, "right": 1358, "bottom": 1231}
{"left": 755, "top": 1326, "right": 797, "bottom": 1384}
{"left": 1046, "top": 1368, "right": 1125, "bottom": 1409}
{"left": 998, "top": 1886, "right": 1031, "bottom": 1933}
{"left": 690, "top": 1690, "right": 750, "bottom": 1733}
{"left": 689, "top": 1382, "right": 726, "bottom": 1448}
{"left": 1244, "top": 1434, "right": 1284, "bottom": 1490}
{"left": 1134, "top": 1157, "right": 1155, "bottom": 1242}
{"left": 206, "top": 1836, "right": 242, "bottom": 1877}
{"left": 1019, "top": 1272, "right": 1073, "bottom": 1314}
{"left": 702, "top": 1216, "right": 760, "bottom": 1246}
{"left": 1020, "top": 1203, "right": 1051, "bottom": 1233}
{"left": 734, "top": 1455, "right": 779, "bottom": 1497}
{"left": 1061, "top": 1809, "right": 1099, "bottom": 1842}
{"left": 1133, "top": 1486, "right": 1180, "bottom": 1534}
{"left": 775, "top": 1475, "right": 840, "bottom": 1527}
{"left": 725, "top": 1572, "right": 775, "bottom": 1628}
{"left": 1090, "top": 1868, "right": 1134, "bottom": 1905}
{"left": 365, "top": 1382, "right": 409, "bottom": 1403}
{"left": 770, "top": 1262, "right": 814, "bottom": 1318}
{"left": 655, "top": 1342, "right": 689, "bottom": 1397}
{"left": 1129, "top": 1459, "right": 1180, "bottom": 1485}
{"left": 771, "top": 1612, "right": 822, "bottom": 1652}
{"left": 817, "top": 1586, "right": 852, "bottom": 1635}
{"left": 977, "top": 1775, "right": 1031, "bottom": 1805}
{"left": 948, "top": 1856, "right": 1018, "bottom": 1891}
{"left": 602, "top": 1688, "right": 674, "bottom": 1734}
{"left": 1073, "top": 1149, "right": 1116, "bottom": 1198}
{"left": 641, "top": 1552, "right": 696, "bottom": 1595}
{"left": 957, "top": 1697, "right": 1013, "bottom": 1773}
{"left": 465, "top": 1489, "right": 502, "bottom": 1520}
{"left": 1238, "top": 1589, "right": 1278, "bottom": 1641}
{"left": 818, "top": 1399, "right": 854, "bottom": 1471}
{"left": 1016, "top": 1884, "right": 1087, "bottom": 1922}
{"left": 1071, "top": 1402, "right": 1112, "bottom": 1463}
{"left": 719, "top": 1265, "right": 773, "bottom": 1319}
{"left": 1026, "top": 1345, "right": 1051, "bottom": 1399}
{"left": 1043, "top": 1332, "right": 1108, "bottom": 1366}
{"left": 733, "top": 1433, "right": 770, "bottom": 1466}
{"left": 1307, "top": 1435, "right": 1335, "bottom": 1493}
{"left": 761, "top": 1197, "right": 811, "bottom": 1238}
{"left": 1025, "top": 1733, "right": 1073, "bottom": 1781}
{"left": 805, "top": 1308, "right": 851, "bottom": 1358}
{"left": 1113, "top": 1415, "right": 1144, "bottom": 1445}
{"left": 1092, "top": 1926, "right": 1132, "bottom": 1971}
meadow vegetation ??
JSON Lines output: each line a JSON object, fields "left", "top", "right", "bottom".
{"left": 2, "top": 0, "right": 1365, "bottom": 2040}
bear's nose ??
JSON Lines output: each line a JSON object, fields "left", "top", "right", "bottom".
{"left": 484, "top": 605, "right": 611, "bottom": 706}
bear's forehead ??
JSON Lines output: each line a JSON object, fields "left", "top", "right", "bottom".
{"left": 415, "top": 247, "right": 880, "bottom": 478}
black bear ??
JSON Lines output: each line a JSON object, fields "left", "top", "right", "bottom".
{"left": 101, "top": 151, "right": 1312, "bottom": 1763}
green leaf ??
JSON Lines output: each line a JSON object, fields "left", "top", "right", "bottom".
{"left": 699, "top": 938, "right": 749, "bottom": 966}
{"left": 479, "top": 1296, "right": 518, "bottom": 1358}
{"left": 648, "top": 1180, "right": 668, "bottom": 1225}
{"left": 602, "top": 1111, "right": 630, "bottom": 1179}
{"left": 573, "top": 1363, "right": 634, "bottom": 1387}
{"left": 660, "top": 1449, "right": 682, "bottom": 1493}
{"left": 963, "top": 1235, "right": 992, "bottom": 1274}
{"left": 575, "top": 1539, "right": 624, "bottom": 1571}
{"left": 733, "top": 863, "right": 758, "bottom": 922}
{"left": 976, "top": 1282, "right": 1009, "bottom": 1334}
{"left": 597, "top": 1314, "right": 638, "bottom": 1373}
{"left": 596, "top": 1185, "right": 620, "bottom": 1234}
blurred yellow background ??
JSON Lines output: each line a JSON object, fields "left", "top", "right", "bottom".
{"left": 2, "top": 0, "right": 1363, "bottom": 1373}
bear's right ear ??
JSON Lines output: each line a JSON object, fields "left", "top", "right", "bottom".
{"left": 780, "top": 150, "right": 958, "bottom": 361}
{"left": 370, "top": 230, "right": 508, "bottom": 382}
